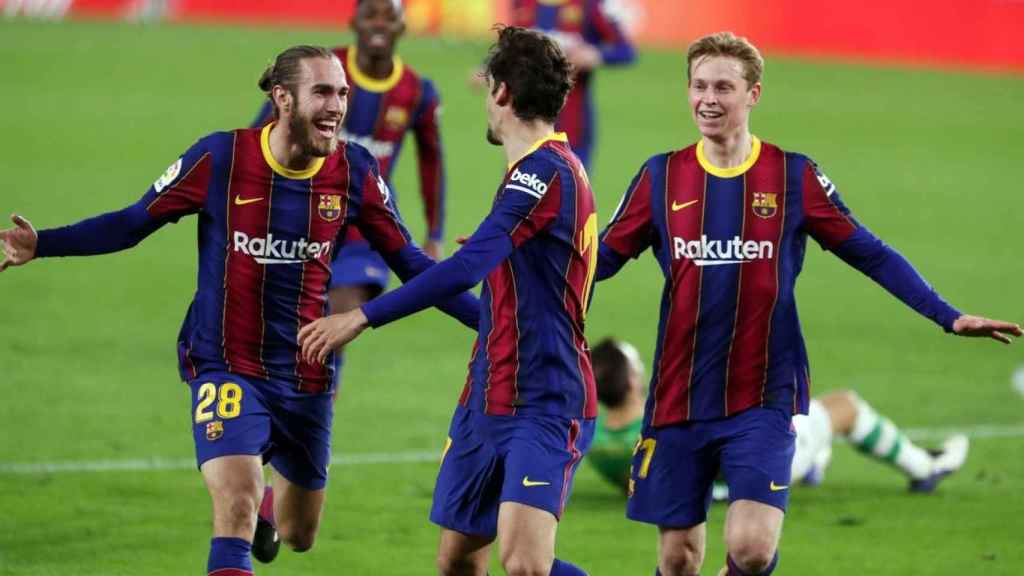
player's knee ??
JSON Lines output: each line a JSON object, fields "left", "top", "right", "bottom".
{"left": 436, "top": 551, "right": 485, "bottom": 576}
{"left": 214, "top": 490, "right": 260, "bottom": 535}
{"left": 727, "top": 534, "right": 777, "bottom": 574}
{"left": 278, "top": 521, "right": 318, "bottom": 553}
{"left": 500, "top": 550, "right": 553, "bottom": 576}
{"left": 659, "top": 540, "right": 704, "bottom": 576}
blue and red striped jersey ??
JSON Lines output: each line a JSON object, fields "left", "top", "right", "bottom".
{"left": 510, "top": 0, "right": 635, "bottom": 168}
{"left": 142, "top": 125, "right": 414, "bottom": 393}
{"left": 601, "top": 138, "right": 868, "bottom": 425}
{"left": 459, "top": 134, "right": 599, "bottom": 419}
{"left": 255, "top": 46, "right": 445, "bottom": 242}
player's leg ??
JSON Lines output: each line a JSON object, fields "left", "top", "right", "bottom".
{"left": 627, "top": 421, "right": 718, "bottom": 576}
{"left": 431, "top": 406, "right": 501, "bottom": 576}
{"left": 437, "top": 528, "right": 493, "bottom": 576}
{"left": 267, "top": 467, "right": 326, "bottom": 552}
{"left": 789, "top": 398, "right": 834, "bottom": 486}
{"left": 497, "top": 416, "right": 594, "bottom": 575}
{"left": 820, "top": 390, "right": 969, "bottom": 491}
{"left": 201, "top": 455, "right": 264, "bottom": 576}
{"left": 718, "top": 408, "right": 795, "bottom": 575}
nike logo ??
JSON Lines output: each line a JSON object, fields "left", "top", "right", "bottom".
{"left": 234, "top": 195, "right": 264, "bottom": 206}
{"left": 769, "top": 481, "right": 789, "bottom": 492}
{"left": 671, "top": 199, "right": 699, "bottom": 212}
{"left": 522, "top": 477, "right": 551, "bottom": 487}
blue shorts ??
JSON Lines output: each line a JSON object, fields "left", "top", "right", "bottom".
{"left": 188, "top": 371, "right": 333, "bottom": 491}
{"left": 430, "top": 405, "right": 595, "bottom": 538}
{"left": 627, "top": 407, "right": 795, "bottom": 528}
{"left": 329, "top": 240, "right": 389, "bottom": 293}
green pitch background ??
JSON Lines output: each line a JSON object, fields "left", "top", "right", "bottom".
{"left": 1, "top": 19, "right": 1022, "bottom": 575}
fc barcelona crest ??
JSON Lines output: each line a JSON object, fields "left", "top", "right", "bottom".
{"left": 752, "top": 192, "right": 778, "bottom": 219}
{"left": 384, "top": 106, "right": 408, "bottom": 131}
{"left": 318, "top": 194, "right": 342, "bottom": 222}
{"left": 206, "top": 421, "right": 224, "bottom": 441}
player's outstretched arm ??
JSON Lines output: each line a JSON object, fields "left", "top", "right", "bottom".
{"left": 951, "top": 315, "right": 1022, "bottom": 344}
{"left": 0, "top": 214, "right": 38, "bottom": 272}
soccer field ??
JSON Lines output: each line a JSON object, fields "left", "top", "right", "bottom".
{"left": 1, "top": 18, "right": 1022, "bottom": 575}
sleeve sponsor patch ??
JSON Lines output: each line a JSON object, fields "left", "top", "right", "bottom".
{"left": 153, "top": 158, "right": 183, "bottom": 194}
{"left": 505, "top": 167, "right": 550, "bottom": 199}
{"left": 812, "top": 163, "right": 837, "bottom": 197}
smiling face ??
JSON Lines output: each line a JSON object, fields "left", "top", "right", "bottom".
{"left": 352, "top": 0, "right": 404, "bottom": 59}
{"left": 279, "top": 57, "right": 349, "bottom": 157}
{"left": 687, "top": 55, "right": 761, "bottom": 142}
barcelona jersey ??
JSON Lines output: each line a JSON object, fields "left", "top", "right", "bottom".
{"left": 510, "top": 0, "right": 635, "bottom": 168}
{"left": 457, "top": 134, "right": 599, "bottom": 419}
{"left": 129, "top": 125, "right": 414, "bottom": 393}
{"left": 601, "top": 138, "right": 863, "bottom": 425}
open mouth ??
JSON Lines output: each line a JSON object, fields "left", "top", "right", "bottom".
{"left": 313, "top": 119, "right": 338, "bottom": 139}
{"left": 368, "top": 32, "right": 389, "bottom": 48}
{"left": 698, "top": 110, "right": 723, "bottom": 120}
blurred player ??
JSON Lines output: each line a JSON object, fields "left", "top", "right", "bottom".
{"left": 0, "top": 45, "right": 477, "bottom": 576}
{"left": 595, "top": 32, "right": 1021, "bottom": 576}
{"left": 587, "top": 338, "right": 971, "bottom": 495}
{"left": 298, "top": 26, "right": 597, "bottom": 576}
{"left": 509, "top": 0, "right": 636, "bottom": 169}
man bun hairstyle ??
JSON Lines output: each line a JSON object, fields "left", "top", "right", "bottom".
{"left": 484, "top": 25, "right": 573, "bottom": 124}
{"left": 686, "top": 31, "right": 764, "bottom": 88}
{"left": 258, "top": 45, "right": 336, "bottom": 118}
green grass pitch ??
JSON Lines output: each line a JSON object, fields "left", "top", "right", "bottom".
{"left": 0, "top": 18, "right": 1022, "bottom": 575}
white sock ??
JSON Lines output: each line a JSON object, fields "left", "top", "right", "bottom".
{"left": 847, "top": 396, "right": 932, "bottom": 480}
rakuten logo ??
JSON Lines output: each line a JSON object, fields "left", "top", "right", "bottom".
{"left": 233, "top": 231, "right": 331, "bottom": 265}
{"left": 507, "top": 168, "right": 548, "bottom": 199}
{"left": 673, "top": 235, "right": 773, "bottom": 266}
{"left": 340, "top": 130, "right": 395, "bottom": 160}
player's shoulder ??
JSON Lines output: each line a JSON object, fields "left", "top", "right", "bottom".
{"left": 343, "top": 140, "right": 380, "bottom": 173}
{"left": 187, "top": 130, "right": 240, "bottom": 156}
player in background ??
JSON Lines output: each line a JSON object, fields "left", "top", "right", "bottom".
{"left": 595, "top": 32, "right": 1020, "bottom": 576}
{"left": 0, "top": 45, "right": 477, "bottom": 576}
{"left": 508, "top": 0, "right": 636, "bottom": 169}
{"left": 586, "top": 338, "right": 970, "bottom": 495}
{"left": 298, "top": 26, "right": 598, "bottom": 576}
{"left": 250, "top": 0, "right": 451, "bottom": 560}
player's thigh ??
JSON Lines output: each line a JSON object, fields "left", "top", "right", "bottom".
{"left": 437, "top": 527, "right": 493, "bottom": 576}
{"left": 200, "top": 454, "right": 264, "bottom": 537}
{"left": 189, "top": 372, "right": 272, "bottom": 468}
{"left": 497, "top": 501, "right": 557, "bottom": 569}
{"left": 499, "top": 415, "right": 593, "bottom": 521}
{"left": 627, "top": 422, "right": 719, "bottom": 528}
{"left": 270, "top": 466, "right": 326, "bottom": 533}
{"left": 430, "top": 406, "right": 505, "bottom": 538}
{"left": 719, "top": 407, "right": 795, "bottom": 513}
{"left": 723, "top": 499, "right": 785, "bottom": 558}
{"left": 266, "top": 387, "right": 334, "bottom": 493}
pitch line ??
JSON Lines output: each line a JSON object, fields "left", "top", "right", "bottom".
{"left": 1, "top": 424, "right": 1023, "bottom": 475}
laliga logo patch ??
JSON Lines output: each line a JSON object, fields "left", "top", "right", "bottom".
{"left": 752, "top": 192, "right": 778, "bottom": 219}
{"left": 153, "top": 158, "right": 182, "bottom": 194}
{"left": 318, "top": 194, "right": 342, "bottom": 222}
{"left": 206, "top": 421, "right": 224, "bottom": 441}
{"left": 377, "top": 175, "right": 392, "bottom": 205}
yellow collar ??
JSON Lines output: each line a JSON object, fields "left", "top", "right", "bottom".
{"left": 260, "top": 123, "right": 325, "bottom": 179}
{"left": 696, "top": 136, "right": 761, "bottom": 178}
{"left": 347, "top": 46, "right": 404, "bottom": 93}
{"left": 507, "top": 132, "right": 569, "bottom": 170}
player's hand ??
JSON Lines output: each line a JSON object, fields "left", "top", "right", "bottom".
{"left": 297, "top": 309, "right": 370, "bottom": 365}
{"left": 565, "top": 43, "right": 602, "bottom": 73}
{"left": 0, "top": 214, "right": 38, "bottom": 272}
{"left": 455, "top": 235, "right": 469, "bottom": 245}
{"left": 952, "top": 314, "right": 1022, "bottom": 344}
{"left": 423, "top": 238, "right": 444, "bottom": 260}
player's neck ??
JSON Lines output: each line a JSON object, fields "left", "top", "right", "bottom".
{"left": 356, "top": 48, "right": 395, "bottom": 79}
{"left": 700, "top": 130, "right": 753, "bottom": 169}
{"left": 502, "top": 121, "right": 555, "bottom": 166}
{"left": 269, "top": 122, "right": 317, "bottom": 171}
{"left": 604, "top": 395, "right": 644, "bottom": 429}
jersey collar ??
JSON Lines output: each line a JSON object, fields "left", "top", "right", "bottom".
{"left": 507, "top": 132, "right": 569, "bottom": 171}
{"left": 347, "top": 46, "right": 404, "bottom": 93}
{"left": 696, "top": 135, "right": 762, "bottom": 178}
{"left": 260, "top": 123, "right": 325, "bottom": 179}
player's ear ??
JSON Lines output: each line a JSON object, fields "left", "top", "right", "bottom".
{"left": 748, "top": 81, "right": 762, "bottom": 107}
{"left": 272, "top": 85, "right": 294, "bottom": 115}
{"left": 494, "top": 81, "right": 511, "bottom": 107}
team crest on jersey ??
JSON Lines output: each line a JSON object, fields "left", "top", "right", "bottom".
{"left": 205, "top": 421, "right": 224, "bottom": 441}
{"left": 752, "top": 192, "right": 778, "bottom": 219}
{"left": 560, "top": 4, "right": 583, "bottom": 25}
{"left": 384, "top": 106, "right": 408, "bottom": 131}
{"left": 153, "top": 158, "right": 182, "bottom": 194}
{"left": 318, "top": 194, "right": 342, "bottom": 222}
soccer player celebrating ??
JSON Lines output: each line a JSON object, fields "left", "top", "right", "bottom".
{"left": 509, "top": 0, "right": 635, "bottom": 169}
{"left": 587, "top": 338, "right": 971, "bottom": 496}
{"left": 299, "top": 26, "right": 598, "bottom": 576}
{"left": 0, "top": 45, "right": 476, "bottom": 576}
{"left": 594, "top": 32, "right": 1021, "bottom": 576}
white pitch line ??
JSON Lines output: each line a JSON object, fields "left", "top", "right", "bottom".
{"left": 1, "top": 424, "right": 1022, "bottom": 476}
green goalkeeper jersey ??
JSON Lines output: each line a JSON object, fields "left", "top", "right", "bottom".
{"left": 587, "top": 414, "right": 643, "bottom": 491}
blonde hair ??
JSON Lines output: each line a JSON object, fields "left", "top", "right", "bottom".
{"left": 687, "top": 32, "right": 764, "bottom": 87}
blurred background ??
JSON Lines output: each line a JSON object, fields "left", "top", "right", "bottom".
{"left": 1, "top": 1, "right": 1022, "bottom": 574}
